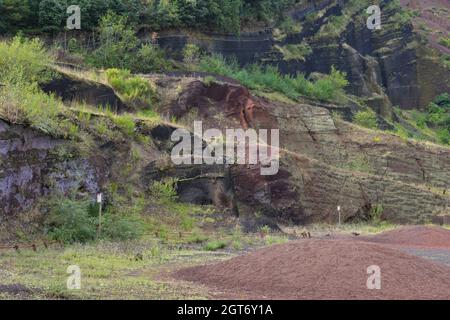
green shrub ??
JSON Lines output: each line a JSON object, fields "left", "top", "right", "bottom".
{"left": 370, "top": 204, "right": 384, "bottom": 225}
{"left": 232, "top": 240, "right": 243, "bottom": 250}
{"left": 106, "top": 68, "right": 156, "bottom": 106}
{"left": 0, "top": 36, "right": 52, "bottom": 85}
{"left": 88, "top": 12, "right": 139, "bottom": 70}
{"left": 102, "top": 214, "right": 144, "bottom": 241}
{"left": 45, "top": 198, "right": 145, "bottom": 244}
{"left": 203, "top": 240, "right": 227, "bottom": 251}
{"left": 149, "top": 179, "right": 178, "bottom": 204}
{"left": 312, "top": 66, "right": 349, "bottom": 101}
{"left": 442, "top": 54, "right": 450, "bottom": 69}
{"left": 425, "top": 93, "right": 450, "bottom": 145}
{"left": 278, "top": 16, "right": 302, "bottom": 35}
{"left": 354, "top": 109, "right": 378, "bottom": 129}
{"left": 438, "top": 37, "right": 450, "bottom": 49}
{"left": 133, "top": 44, "right": 172, "bottom": 73}
{"left": 259, "top": 225, "right": 271, "bottom": 236}
{"left": 273, "top": 16, "right": 303, "bottom": 41}
{"left": 183, "top": 44, "right": 202, "bottom": 65}
{"left": 45, "top": 199, "right": 97, "bottom": 244}
{"left": 87, "top": 12, "right": 171, "bottom": 73}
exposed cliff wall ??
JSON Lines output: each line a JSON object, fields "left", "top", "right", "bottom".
{"left": 1, "top": 73, "right": 449, "bottom": 226}
{"left": 0, "top": 120, "right": 99, "bottom": 217}
{"left": 153, "top": 0, "right": 449, "bottom": 110}
{"left": 154, "top": 75, "right": 450, "bottom": 224}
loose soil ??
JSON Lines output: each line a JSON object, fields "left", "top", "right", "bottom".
{"left": 362, "top": 226, "right": 450, "bottom": 249}
{"left": 175, "top": 228, "right": 450, "bottom": 300}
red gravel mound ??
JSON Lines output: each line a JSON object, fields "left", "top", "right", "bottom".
{"left": 175, "top": 240, "right": 450, "bottom": 300}
{"left": 364, "top": 226, "right": 450, "bottom": 249}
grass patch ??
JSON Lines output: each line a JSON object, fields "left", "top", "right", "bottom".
{"left": 203, "top": 240, "right": 227, "bottom": 251}
{"left": 187, "top": 230, "right": 209, "bottom": 244}
{"left": 264, "top": 235, "right": 289, "bottom": 246}
{"left": 111, "top": 114, "right": 136, "bottom": 136}
{"left": 198, "top": 54, "right": 348, "bottom": 102}
{"left": 105, "top": 68, "right": 157, "bottom": 108}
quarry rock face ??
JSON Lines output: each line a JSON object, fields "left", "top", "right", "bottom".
{"left": 0, "top": 120, "right": 99, "bottom": 217}
{"left": 155, "top": 0, "right": 449, "bottom": 110}
{"left": 41, "top": 72, "right": 128, "bottom": 113}
{"left": 0, "top": 74, "right": 449, "bottom": 224}
{"left": 157, "top": 76, "right": 450, "bottom": 224}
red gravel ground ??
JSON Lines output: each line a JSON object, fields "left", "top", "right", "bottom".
{"left": 362, "top": 226, "right": 450, "bottom": 249}
{"left": 175, "top": 237, "right": 450, "bottom": 300}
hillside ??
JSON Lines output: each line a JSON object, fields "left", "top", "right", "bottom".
{"left": 0, "top": 0, "right": 449, "bottom": 301}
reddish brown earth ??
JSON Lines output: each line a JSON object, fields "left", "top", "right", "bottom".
{"left": 400, "top": 0, "right": 450, "bottom": 54}
{"left": 362, "top": 226, "right": 450, "bottom": 249}
{"left": 174, "top": 228, "right": 450, "bottom": 300}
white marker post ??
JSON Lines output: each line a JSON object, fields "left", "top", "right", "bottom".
{"left": 97, "top": 193, "right": 102, "bottom": 238}
{"left": 337, "top": 206, "right": 341, "bottom": 226}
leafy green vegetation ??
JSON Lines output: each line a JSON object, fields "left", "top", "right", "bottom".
{"left": 111, "top": 113, "right": 136, "bottom": 136}
{"left": 183, "top": 44, "right": 202, "bottom": 65}
{"left": 370, "top": 204, "right": 384, "bottom": 225}
{"left": 442, "top": 54, "right": 450, "bottom": 69}
{"left": 389, "top": 95, "right": 450, "bottom": 146}
{"left": 87, "top": 12, "right": 139, "bottom": 69}
{"left": 353, "top": 109, "right": 378, "bottom": 129}
{"left": 425, "top": 93, "right": 450, "bottom": 145}
{"left": 44, "top": 198, "right": 144, "bottom": 244}
{"left": 272, "top": 16, "right": 302, "bottom": 41}
{"left": 0, "top": 0, "right": 304, "bottom": 35}
{"left": 203, "top": 239, "right": 227, "bottom": 251}
{"left": 85, "top": 12, "right": 171, "bottom": 73}
{"left": 275, "top": 43, "right": 312, "bottom": 62}
{"left": 315, "top": 0, "right": 372, "bottom": 40}
{"left": 198, "top": 55, "right": 348, "bottom": 102}
{"left": 106, "top": 68, "right": 156, "bottom": 107}
{"left": 438, "top": 37, "right": 450, "bottom": 49}
{"left": 149, "top": 179, "right": 178, "bottom": 205}
{"left": 0, "top": 36, "right": 52, "bottom": 85}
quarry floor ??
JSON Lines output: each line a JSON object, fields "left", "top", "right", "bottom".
{"left": 0, "top": 224, "right": 449, "bottom": 300}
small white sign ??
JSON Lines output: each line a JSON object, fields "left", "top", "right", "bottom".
{"left": 337, "top": 206, "right": 341, "bottom": 211}
{"left": 96, "top": 193, "right": 102, "bottom": 204}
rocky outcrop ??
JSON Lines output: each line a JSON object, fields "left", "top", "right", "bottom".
{"left": 2, "top": 74, "right": 449, "bottom": 226}
{"left": 153, "top": 0, "right": 449, "bottom": 110}
{"left": 157, "top": 76, "right": 450, "bottom": 224}
{"left": 41, "top": 72, "right": 128, "bottom": 113}
{"left": 0, "top": 120, "right": 99, "bottom": 217}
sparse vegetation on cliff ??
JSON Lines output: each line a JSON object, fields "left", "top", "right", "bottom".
{"left": 354, "top": 109, "right": 378, "bottom": 129}
{"left": 105, "top": 68, "right": 157, "bottom": 107}
{"left": 198, "top": 54, "right": 348, "bottom": 102}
